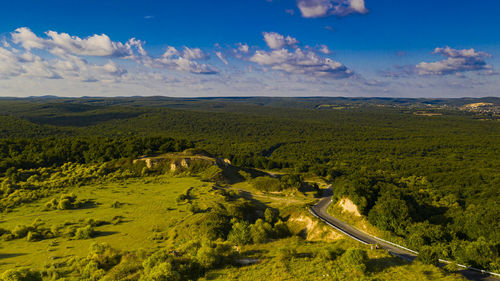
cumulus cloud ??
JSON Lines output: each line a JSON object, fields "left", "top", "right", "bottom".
{"left": 11, "top": 27, "right": 135, "bottom": 57}
{"left": 297, "top": 0, "right": 367, "bottom": 18}
{"left": 6, "top": 27, "right": 217, "bottom": 77}
{"left": 0, "top": 44, "right": 127, "bottom": 82}
{"left": 248, "top": 33, "right": 352, "bottom": 78}
{"left": 416, "top": 46, "right": 492, "bottom": 76}
{"left": 139, "top": 46, "right": 217, "bottom": 74}
{"left": 237, "top": 43, "right": 249, "bottom": 53}
{"left": 263, "top": 32, "right": 298, "bottom": 49}
{"left": 318, "top": 45, "right": 331, "bottom": 54}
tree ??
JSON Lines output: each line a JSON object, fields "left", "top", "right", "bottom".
{"left": 340, "top": 248, "right": 368, "bottom": 273}
{"left": 417, "top": 246, "right": 439, "bottom": 266}
{"left": 227, "top": 220, "right": 251, "bottom": 245}
{"left": 140, "top": 262, "right": 181, "bottom": 281}
{"left": 196, "top": 242, "right": 220, "bottom": 269}
{"left": 264, "top": 208, "right": 277, "bottom": 224}
{"left": 250, "top": 219, "right": 272, "bottom": 244}
{"left": 367, "top": 191, "right": 411, "bottom": 235}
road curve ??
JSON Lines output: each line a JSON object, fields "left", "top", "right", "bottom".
{"left": 310, "top": 188, "right": 499, "bottom": 281}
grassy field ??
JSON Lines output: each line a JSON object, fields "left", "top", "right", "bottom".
{"left": 205, "top": 238, "right": 463, "bottom": 281}
{"left": 0, "top": 176, "right": 206, "bottom": 271}
{"left": 0, "top": 171, "right": 466, "bottom": 280}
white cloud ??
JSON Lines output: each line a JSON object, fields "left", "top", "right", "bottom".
{"left": 297, "top": 0, "right": 367, "bottom": 18}
{"left": 7, "top": 27, "right": 217, "bottom": 76}
{"left": 416, "top": 46, "right": 492, "bottom": 76}
{"left": 263, "top": 32, "right": 298, "bottom": 49}
{"left": 237, "top": 43, "right": 249, "bottom": 53}
{"left": 245, "top": 32, "right": 352, "bottom": 79}
{"left": 0, "top": 47, "right": 61, "bottom": 79}
{"left": 139, "top": 46, "right": 217, "bottom": 74}
{"left": 249, "top": 47, "right": 352, "bottom": 78}
{"left": 216, "top": 51, "right": 229, "bottom": 65}
{"left": 11, "top": 27, "right": 134, "bottom": 57}
{"left": 319, "top": 45, "right": 331, "bottom": 54}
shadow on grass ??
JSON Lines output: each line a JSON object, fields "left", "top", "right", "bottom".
{"left": 204, "top": 272, "right": 224, "bottom": 280}
{"left": 240, "top": 249, "right": 267, "bottom": 258}
{"left": 76, "top": 199, "right": 99, "bottom": 210}
{"left": 366, "top": 255, "right": 406, "bottom": 273}
{"left": 0, "top": 253, "right": 27, "bottom": 259}
{"left": 94, "top": 231, "right": 119, "bottom": 237}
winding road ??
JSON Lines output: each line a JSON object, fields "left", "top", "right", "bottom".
{"left": 310, "top": 187, "right": 499, "bottom": 281}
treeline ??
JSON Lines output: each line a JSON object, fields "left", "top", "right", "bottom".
{"left": 0, "top": 136, "right": 193, "bottom": 174}
{"left": 331, "top": 169, "right": 500, "bottom": 271}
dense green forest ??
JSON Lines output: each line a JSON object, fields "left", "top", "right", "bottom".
{"left": 0, "top": 97, "right": 498, "bottom": 279}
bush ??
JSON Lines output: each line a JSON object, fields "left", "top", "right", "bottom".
{"left": 264, "top": 208, "right": 277, "bottom": 224}
{"left": 227, "top": 220, "right": 252, "bottom": 245}
{"left": 250, "top": 219, "right": 272, "bottom": 244}
{"left": 88, "top": 242, "right": 122, "bottom": 269}
{"left": 417, "top": 246, "right": 439, "bottom": 266}
{"left": 12, "top": 225, "right": 31, "bottom": 239}
{"left": 273, "top": 219, "right": 290, "bottom": 238}
{"left": 26, "top": 231, "right": 42, "bottom": 242}
{"left": 196, "top": 243, "right": 221, "bottom": 269}
{"left": 1, "top": 268, "right": 42, "bottom": 281}
{"left": 340, "top": 248, "right": 368, "bottom": 273}
{"left": 57, "top": 198, "right": 73, "bottom": 210}
{"left": 140, "top": 262, "right": 181, "bottom": 281}
{"left": 141, "top": 250, "right": 180, "bottom": 281}
{"left": 75, "top": 225, "right": 95, "bottom": 239}
{"left": 110, "top": 201, "right": 122, "bottom": 208}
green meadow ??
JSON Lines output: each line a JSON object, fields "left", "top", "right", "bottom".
{"left": 0, "top": 176, "right": 205, "bottom": 270}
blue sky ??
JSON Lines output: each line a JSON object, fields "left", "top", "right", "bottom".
{"left": 0, "top": 0, "right": 499, "bottom": 97}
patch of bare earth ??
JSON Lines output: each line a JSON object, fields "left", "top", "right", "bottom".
{"left": 338, "top": 197, "right": 361, "bottom": 217}
{"left": 288, "top": 214, "right": 341, "bottom": 242}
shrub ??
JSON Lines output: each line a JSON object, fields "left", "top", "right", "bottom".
{"left": 264, "top": 208, "right": 277, "bottom": 224}
{"left": 57, "top": 198, "right": 72, "bottom": 210}
{"left": 140, "top": 262, "right": 181, "bottom": 281}
{"left": 12, "top": 225, "right": 31, "bottom": 239}
{"left": 340, "top": 248, "right": 368, "bottom": 273}
{"left": 26, "top": 231, "right": 42, "bottom": 242}
{"left": 273, "top": 219, "right": 290, "bottom": 238}
{"left": 110, "top": 201, "right": 122, "bottom": 208}
{"left": 417, "top": 246, "right": 439, "bottom": 266}
{"left": 227, "top": 220, "right": 252, "bottom": 245}
{"left": 250, "top": 219, "right": 272, "bottom": 244}
{"left": 1, "top": 268, "right": 42, "bottom": 281}
{"left": 196, "top": 243, "right": 220, "bottom": 269}
{"left": 88, "top": 242, "right": 122, "bottom": 269}
{"left": 75, "top": 225, "right": 95, "bottom": 239}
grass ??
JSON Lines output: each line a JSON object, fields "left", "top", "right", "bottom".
{"left": 0, "top": 173, "right": 465, "bottom": 280}
{"left": 203, "top": 237, "right": 464, "bottom": 281}
{"left": 0, "top": 175, "right": 207, "bottom": 271}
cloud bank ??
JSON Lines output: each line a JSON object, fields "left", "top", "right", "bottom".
{"left": 416, "top": 47, "right": 492, "bottom": 76}
{"left": 2, "top": 27, "right": 217, "bottom": 82}
{"left": 248, "top": 32, "right": 353, "bottom": 78}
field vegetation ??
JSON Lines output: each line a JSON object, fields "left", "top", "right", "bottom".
{"left": 0, "top": 97, "right": 497, "bottom": 279}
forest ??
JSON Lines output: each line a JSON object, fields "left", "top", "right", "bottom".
{"left": 0, "top": 96, "right": 498, "bottom": 280}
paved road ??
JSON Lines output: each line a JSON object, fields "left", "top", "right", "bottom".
{"left": 310, "top": 188, "right": 499, "bottom": 281}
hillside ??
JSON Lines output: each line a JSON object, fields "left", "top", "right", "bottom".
{"left": 0, "top": 97, "right": 497, "bottom": 280}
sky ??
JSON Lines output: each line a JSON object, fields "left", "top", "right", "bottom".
{"left": 0, "top": 0, "right": 499, "bottom": 98}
